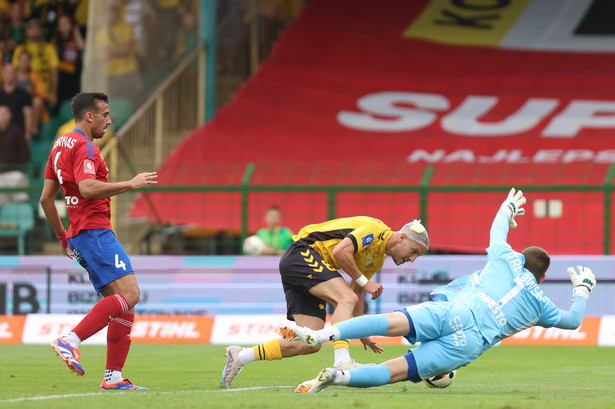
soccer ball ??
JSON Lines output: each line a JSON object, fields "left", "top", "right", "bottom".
{"left": 243, "top": 235, "right": 266, "bottom": 255}
{"left": 424, "top": 370, "right": 456, "bottom": 388}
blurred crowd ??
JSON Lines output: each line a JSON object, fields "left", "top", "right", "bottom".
{"left": 0, "top": 0, "right": 200, "bottom": 201}
{"left": 0, "top": 0, "right": 308, "bottom": 253}
{"left": 0, "top": 1, "right": 86, "bottom": 162}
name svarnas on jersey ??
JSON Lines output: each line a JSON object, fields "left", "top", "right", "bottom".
{"left": 53, "top": 135, "right": 77, "bottom": 149}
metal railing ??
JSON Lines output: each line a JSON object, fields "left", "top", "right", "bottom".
{"left": 1, "top": 160, "right": 613, "bottom": 255}
{"left": 99, "top": 45, "right": 207, "bottom": 252}
{"left": 127, "top": 162, "right": 615, "bottom": 255}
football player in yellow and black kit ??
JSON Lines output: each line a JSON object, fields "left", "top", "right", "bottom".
{"left": 221, "top": 216, "right": 429, "bottom": 388}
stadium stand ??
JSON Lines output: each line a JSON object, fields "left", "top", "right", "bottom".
{"left": 130, "top": 0, "right": 615, "bottom": 255}
{"left": 0, "top": 202, "right": 34, "bottom": 255}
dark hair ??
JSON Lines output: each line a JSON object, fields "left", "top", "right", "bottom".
{"left": 25, "top": 18, "right": 41, "bottom": 27}
{"left": 523, "top": 246, "right": 550, "bottom": 281}
{"left": 266, "top": 205, "right": 281, "bottom": 213}
{"left": 71, "top": 92, "right": 108, "bottom": 120}
{"left": 54, "top": 14, "right": 77, "bottom": 43}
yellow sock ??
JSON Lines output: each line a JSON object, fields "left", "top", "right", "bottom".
{"left": 253, "top": 338, "right": 283, "bottom": 361}
{"left": 333, "top": 340, "right": 349, "bottom": 350}
{"left": 333, "top": 339, "right": 351, "bottom": 365}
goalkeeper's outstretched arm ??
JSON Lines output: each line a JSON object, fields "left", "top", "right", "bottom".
{"left": 555, "top": 297, "right": 586, "bottom": 330}
{"left": 555, "top": 266, "right": 596, "bottom": 330}
{"left": 489, "top": 188, "right": 526, "bottom": 248}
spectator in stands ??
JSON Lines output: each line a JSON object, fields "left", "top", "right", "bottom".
{"left": 174, "top": 7, "right": 198, "bottom": 64}
{"left": 53, "top": 14, "right": 84, "bottom": 113}
{"left": 73, "top": 0, "right": 89, "bottom": 38}
{"left": 0, "top": 1, "right": 9, "bottom": 26}
{"left": 0, "top": 61, "right": 33, "bottom": 144}
{"left": 153, "top": 0, "right": 182, "bottom": 62}
{"left": 0, "top": 104, "right": 29, "bottom": 206}
{"left": 29, "top": 0, "right": 77, "bottom": 41}
{"left": 0, "top": 104, "right": 28, "bottom": 164}
{"left": 15, "top": 51, "right": 48, "bottom": 134}
{"left": 0, "top": 7, "right": 9, "bottom": 59}
{"left": 0, "top": 2, "right": 25, "bottom": 60}
{"left": 12, "top": 18, "right": 60, "bottom": 113}
{"left": 216, "top": 0, "right": 250, "bottom": 77}
{"left": 120, "top": 0, "right": 157, "bottom": 72}
{"left": 94, "top": 3, "right": 142, "bottom": 107}
{"left": 256, "top": 205, "right": 293, "bottom": 255}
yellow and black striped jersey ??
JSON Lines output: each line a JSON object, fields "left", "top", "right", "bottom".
{"left": 292, "top": 216, "right": 393, "bottom": 280}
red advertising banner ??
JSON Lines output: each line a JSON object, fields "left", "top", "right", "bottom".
{"left": 131, "top": 0, "right": 615, "bottom": 253}
{"left": 3, "top": 314, "right": 614, "bottom": 346}
{"left": 0, "top": 315, "right": 25, "bottom": 344}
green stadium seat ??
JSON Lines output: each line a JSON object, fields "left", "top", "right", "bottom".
{"left": 109, "top": 98, "right": 134, "bottom": 131}
{"left": 0, "top": 202, "right": 35, "bottom": 255}
{"left": 57, "top": 99, "right": 74, "bottom": 124}
{"left": 29, "top": 137, "right": 52, "bottom": 173}
{"left": 30, "top": 116, "right": 63, "bottom": 183}
{"left": 39, "top": 116, "right": 63, "bottom": 141}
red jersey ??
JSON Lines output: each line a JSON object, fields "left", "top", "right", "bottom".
{"left": 44, "top": 129, "right": 112, "bottom": 237}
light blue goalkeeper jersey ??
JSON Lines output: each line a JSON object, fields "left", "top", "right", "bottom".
{"left": 454, "top": 211, "right": 561, "bottom": 347}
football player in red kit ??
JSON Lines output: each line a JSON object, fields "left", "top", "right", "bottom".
{"left": 40, "top": 92, "right": 157, "bottom": 390}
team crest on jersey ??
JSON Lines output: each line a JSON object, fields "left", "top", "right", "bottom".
{"left": 362, "top": 233, "right": 374, "bottom": 247}
{"left": 84, "top": 159, "right": 95, "bottom": 175}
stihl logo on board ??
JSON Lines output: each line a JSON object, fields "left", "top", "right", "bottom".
{"left": 132, "top": 321, "right": 201, "bottom": 339}
{"left": 0, "top": 322, "right": 12, "bottom": 338}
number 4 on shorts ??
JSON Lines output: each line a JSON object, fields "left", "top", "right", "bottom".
{"left": 115, "top": 254, "right": 127, "bottom": 270}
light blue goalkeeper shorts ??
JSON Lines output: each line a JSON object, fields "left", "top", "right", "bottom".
{"left": 397, "top": 301, "right": 486, "bottom": 379}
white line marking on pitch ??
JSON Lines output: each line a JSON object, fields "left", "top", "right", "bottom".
{"left": 0, "top": 386, "right": 294, "bottom": 403}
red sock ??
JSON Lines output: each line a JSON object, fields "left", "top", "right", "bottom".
{"left": 73, "top": 294, "right": 130, "bottom": 341}
{"left": 106, "top": 313, "right": 134, "bottom": 372}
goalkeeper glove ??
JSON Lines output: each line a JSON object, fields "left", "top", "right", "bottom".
{"left": 567, "top": 266, "right": 596, "bottom": 301}
{"left": 499, "top": 187, "right": 526, "bottom": 229}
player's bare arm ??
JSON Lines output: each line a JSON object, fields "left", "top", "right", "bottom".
{"left": 349, "top": 281, "right": 384, "bottom": 353}
{"left": 78, "top": 171, "right": 157, "bottom": 199}
{"left": 40, "top": 179, "right": 73, "bottom": 259}
{"left": 332, "top": 237, "right": 383, "bottom": 300}
{"left": 349, "top": 280, "right": 365, "bottom": 317}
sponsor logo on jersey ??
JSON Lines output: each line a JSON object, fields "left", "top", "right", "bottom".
{"left": 449, "top": 315, "right": 467, "bottom": 347}
{"left": 477, "top": 292, "right": 508, "bottom": 327}
{"left": 65, "top": 196, "right": 79, "bottom": 207}
{"left": 84, "top": 159, "right": 95, "bottom": 175}
{"left": 362, "top": 233, "right": 374, "bottom": 247}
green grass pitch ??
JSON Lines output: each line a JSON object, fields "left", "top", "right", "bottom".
{"left": 1, "top": 344, "right": 614, "bottom": 409}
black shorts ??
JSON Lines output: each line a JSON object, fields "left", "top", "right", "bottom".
{"left": 279, "top": 241, "right": 342, "bottom": 321}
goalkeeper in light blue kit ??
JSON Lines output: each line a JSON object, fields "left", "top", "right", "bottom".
{"left": 281, "top": 188, "right": 597, "bottom": 393}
